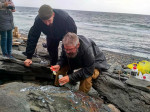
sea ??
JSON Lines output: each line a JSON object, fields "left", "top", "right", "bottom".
{"left": 14, "top": 6, "right": 150, "bottom": 59}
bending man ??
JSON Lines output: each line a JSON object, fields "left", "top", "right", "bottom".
{"left": 24, "top": 4, "right": 77, "bottom": 67}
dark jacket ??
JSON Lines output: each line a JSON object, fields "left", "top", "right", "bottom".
{"left": 57, "top": 35, "right": 109, "bottom": 83}
{"left": 0, "top": 0, "right": 14, "bottom": 31}
{"left": 26, "top": 9, "right": 77, "bottom": 59}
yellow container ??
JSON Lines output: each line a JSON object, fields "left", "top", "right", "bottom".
{"left": 127, "top": 60, "right": 150, "bottom": 74}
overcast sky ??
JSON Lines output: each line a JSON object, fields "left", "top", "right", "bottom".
{"left": 13, "top": 0, "right": 150, "bottom": 15}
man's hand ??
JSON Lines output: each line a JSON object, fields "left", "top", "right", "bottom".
{"left": 24, "top": 59, "right": 32, "bottom": 67}
{"left": 59, "top": 75, "right": 69, "bottom": 85}
{"left": 50, "top": 65, "right": 60, "bottom": 72}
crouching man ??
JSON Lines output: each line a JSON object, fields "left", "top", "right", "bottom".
{"left": 51, "top": 32, "right": 109, "bottom": 93}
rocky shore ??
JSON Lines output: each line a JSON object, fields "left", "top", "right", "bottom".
{"left": 104, "top": 50, "right": 150, "bottom": 67}
{"left": 0, "top": 33, "right": 150, "bottom": 112}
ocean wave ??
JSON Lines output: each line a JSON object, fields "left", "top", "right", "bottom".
{"left": 78, "top": 25, "right": 146, "bottom": 38}
{"left": 130, "top": 24, "right": 150, "bottom": 29}
{"left": 78, "top": 22, "right": 136, "bottom": 32}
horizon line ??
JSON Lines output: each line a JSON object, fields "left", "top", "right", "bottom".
{"left": 15, "top": 5, "right": 150, "bottom": 16}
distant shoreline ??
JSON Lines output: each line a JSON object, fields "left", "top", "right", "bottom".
{"left": 15, "top": 6, "right": 150, "bottom": 16}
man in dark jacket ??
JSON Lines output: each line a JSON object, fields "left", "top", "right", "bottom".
{"left": 51, "top": 32, "right": 108, "bottom": 93}
{"left": 24, "top": 4, "right": 77, "bottom": 67}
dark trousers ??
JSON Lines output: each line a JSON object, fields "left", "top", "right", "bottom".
{"left": 0, "top": 30, "right": 12, "bottom": 55}
{"left": 46, "top": 37, "right": 60, "bottom": 65}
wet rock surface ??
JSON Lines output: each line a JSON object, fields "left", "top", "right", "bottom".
{"left": 93, "top": 72, "right": 150, "bottom": 112}
{"left": 0, "top": 82, "right": 112, "bottom": 112}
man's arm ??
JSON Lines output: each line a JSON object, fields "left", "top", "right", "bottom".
{"left": 24, "top": 17, "right": 42, "bottom": 67}
{"left": 26, "top": 17, "right": 42, "bottom": 59}
{"left": 59, "top": 47, "right": 95, "bottom": 85}
{"left": 69, "top": 47, "right": 95, "bottom": 83}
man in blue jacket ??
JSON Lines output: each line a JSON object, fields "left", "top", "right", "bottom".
{"left": 24, "top": 4, "right": 77, "bottom": 67}
{"left": 51, "top": 32, "right": 108, "bottom": 93}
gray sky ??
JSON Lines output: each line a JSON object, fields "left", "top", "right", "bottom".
{"left": 13, "top": 0, "right": 150, "bottom": 15}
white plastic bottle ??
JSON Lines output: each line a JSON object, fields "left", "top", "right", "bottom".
{"left": 53, "top": 71, "right": 56, "bottom": 75}
{"left": 143, "top": 73, "right": 150, "bottom": 82}
{"left": 58, "top": 75, "right": 75, "bottom": 90}
{"left": 131, "top": 64, "right": 138, "bottom": 77}
{"left": 59, "top": 75, "right": 63, "bottom": 86}
{"left": 136, "top": 72, "right": 143, "bottom": 79}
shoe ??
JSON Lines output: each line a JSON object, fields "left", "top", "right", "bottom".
{"left": 3, "top": 54, "right": 7, "bottom": 57}
{"left": 7, "top": 54, "right": 15, "bottom": 59}
{"left": 2, "top": 54, "right": 9, "bottom": 59}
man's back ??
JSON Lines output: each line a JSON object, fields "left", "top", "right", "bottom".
{"left": 33, "top": 9, "right": 77, "bottom": 40}
{"left": 26, "top": 8, "right": 77, "bottom": 61}
{"left": 75, "top": 35, "right": 108, "bottom": 70}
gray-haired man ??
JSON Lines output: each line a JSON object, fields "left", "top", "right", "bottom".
{"left": 51, "top": 32, "right": 108, "bottom": 93}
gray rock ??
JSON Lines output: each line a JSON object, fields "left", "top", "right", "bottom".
{"left": 108, "top": 62, "right": 123, "bottom": 74}
{"left": 12, "top": 50, "right": 41, "bottom": 62}
{"left": 0, "top": 38, "right": 51, "bottom": 80}
{"left": 0, "top": 82, "right": 112, "bottom": 112}
{"left": 18, "top": 45, "right": 26, "bottom": 52}
{"left": 0, "top": 82, "right": 32, "bottom": 112}
{"left": 93, "top": 72, "right": 150, "bottom": 112}
{"left": 16, "top": 38, "right": 24, "bottom": 43}
{"left": 125, "top": 77, "right": 150, "bottom": 92}
{"left": 113, "top": 65, "right": 123, "bottom": 74}
{"left": 0, "top": 92, "right": 31, "bottom": 112}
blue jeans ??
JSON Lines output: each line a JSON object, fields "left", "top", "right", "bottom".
{"left": 0, "top": 30, "right": 12, "bottom": 55}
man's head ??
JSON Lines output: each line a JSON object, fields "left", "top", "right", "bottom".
{"left": 38, "top": 4, "right": 55, "bottom": 26}
{"left": 62, "top": 32, "right": 80, "bottom": 58}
